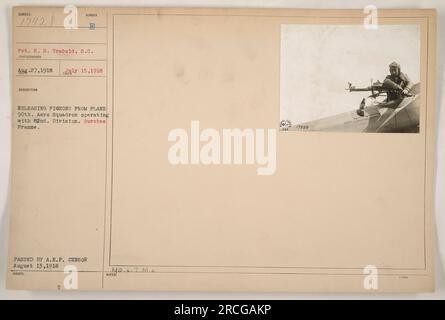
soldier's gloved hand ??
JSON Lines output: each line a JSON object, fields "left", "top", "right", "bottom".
{"left": 402, "top": 89, "right": 409, "bottom": 96}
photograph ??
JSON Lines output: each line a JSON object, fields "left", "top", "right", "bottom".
{"left": 0, "top": 1, "right": 442, "bottom": 307}
{"left": 280, "top": 24, "right": 421, "bottom": 133}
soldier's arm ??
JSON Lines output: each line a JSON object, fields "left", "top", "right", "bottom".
{"left": 401, "top": 73, "right": 413, "bottom": 91}
{"left": 383, "top": 76, "right": 403, "bottom": 91}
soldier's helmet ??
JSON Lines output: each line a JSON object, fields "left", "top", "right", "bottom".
{"left": 389, "top": 61, "right": 401, "bottom": 74}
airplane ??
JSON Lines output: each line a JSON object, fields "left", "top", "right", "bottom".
{"left": 281, "top": 81, "right": 420, "bottom": 133}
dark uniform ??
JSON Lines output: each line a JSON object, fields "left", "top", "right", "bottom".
{"left": 383, "top": 62, "right": 412, "bottom": 101}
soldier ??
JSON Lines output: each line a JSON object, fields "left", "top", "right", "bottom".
{"left": 383, "top": 61, "right": 412, "bottom": 101}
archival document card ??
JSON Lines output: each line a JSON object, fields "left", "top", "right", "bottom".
{"left": 7, "top": 7, "right": 437, "bottom": 292}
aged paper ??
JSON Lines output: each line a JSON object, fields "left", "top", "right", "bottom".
{"left": 7, "top": 7, "right": 436, "bottom": 292}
